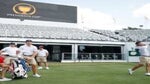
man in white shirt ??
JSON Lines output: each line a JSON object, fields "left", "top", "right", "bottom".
{"left": 128, "top": 41, "right": 150, "bottom": 76}
{"left": 19, "top": 40, "right": 40, "bottom": 78}
{"left": 0, "top": 42, "right": 20, "bottom": 64}
{"left": 36, "top": 45, "right": 49, "bottom": 70}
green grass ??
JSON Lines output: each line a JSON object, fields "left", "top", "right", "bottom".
{"left": 2, "top": 62, "right": 150, "bottom": 84}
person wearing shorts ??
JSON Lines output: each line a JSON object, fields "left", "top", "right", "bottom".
{"left": 128, "top": 41, "right": 150, "bottom": 76}
{"left": 19, "top": 40, "right": 40, "bottom": 78}
{"left": 36, "top": 45, "right": 49, "bottom": 70}
{"left": 0, "top": 55, "right": 12, "bottom": 81}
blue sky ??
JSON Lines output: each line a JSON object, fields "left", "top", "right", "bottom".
{"left": 24, "top": 0, "right": 150, "bottom": 30}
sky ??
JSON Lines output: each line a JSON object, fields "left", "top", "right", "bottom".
{"left": 23, "top": 0, "right": 150, "bottom": 30}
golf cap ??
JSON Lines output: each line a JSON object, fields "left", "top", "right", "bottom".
{"left": 26, "top": 40, "right": 32, "bottom": 42}
{"left": 39, "top": 45, "right": 44, "bottom": 48}
{"left": 10, "top": 42, "right": 16, "bottom": 45}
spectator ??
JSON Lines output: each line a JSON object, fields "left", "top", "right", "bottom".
{"left": 37, "top": 45, "right": 49, "bottom": 70}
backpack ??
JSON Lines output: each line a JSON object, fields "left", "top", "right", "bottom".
{"left": 11, "top": 59, "right": 28, "bottom": 79}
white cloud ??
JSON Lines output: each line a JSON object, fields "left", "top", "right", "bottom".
{"left": 78, "top": 8, "right": 122, "bottom": 30}
{"left": 133, "top": 3, "right": 150, "bottom": 19}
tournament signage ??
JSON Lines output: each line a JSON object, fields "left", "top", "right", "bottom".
{"left": 128, "top": 51, "right": 140, "bottom": 56}
{"left": 13, "top": 3, "right": 36, "bottom": 16}
{"left": 0, "top": 0, "right": 77, "bottom": 23}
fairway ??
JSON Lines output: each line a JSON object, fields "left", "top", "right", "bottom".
{"left": 2, "top": 62, "right": 150, "bottom": 84}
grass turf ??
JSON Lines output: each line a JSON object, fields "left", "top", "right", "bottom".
{"left": 2, "top": 62, "right": 150, "bottom": 84}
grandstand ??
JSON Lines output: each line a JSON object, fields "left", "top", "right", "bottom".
{"left": 115, "top": 29, "right": 150, "bottom": 42}
{"left": 1, "top": 24, "right": 149, "bottom": 62}
{"left": 0, "top": 24, "right": 118, "bottom": 41}
{"left": 90, "top": 29, "right": 127, "bottom": 42}
{"left": 3, "top": 23, "right": 150, "bottom": 43}
{"left": 0, "top": 23, "right": 125, "bottom": 62}
{"left": 0, "top": 24, "right": 149, "bottom": 63}
{"left": 1, "top": 24, "right": 149, "bottom": 42}
{"left": 90, "top": 29, "right": 150, "bottom": 42}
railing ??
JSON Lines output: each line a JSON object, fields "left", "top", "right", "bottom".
{"left": 62, "top": 53, "right": 124, "bottom": 61}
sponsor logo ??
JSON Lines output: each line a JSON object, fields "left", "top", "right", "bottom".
{"left": 130, "top": 51, "right": 137, "bottom": 56}
{"left": 13, "top": 3, "right": 36, "bottom": 15}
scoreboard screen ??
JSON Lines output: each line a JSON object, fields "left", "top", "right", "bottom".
{"left": 0, "top": 0, "right": 77, "bottom": 23}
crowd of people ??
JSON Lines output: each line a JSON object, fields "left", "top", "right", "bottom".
{"left": 0, "top": 40, "right": 49, "bottom": 81}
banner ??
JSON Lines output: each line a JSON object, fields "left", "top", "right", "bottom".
{"left": 0, "top": 0, "right": 77, "bottom": 23}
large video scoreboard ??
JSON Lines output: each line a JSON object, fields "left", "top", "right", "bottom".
{"left": 0, "top": 0, "right": 77, "bottom": 23}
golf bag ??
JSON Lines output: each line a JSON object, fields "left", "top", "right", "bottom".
{"left": 11, "top": 59, "right": 29, "bottom": 79}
